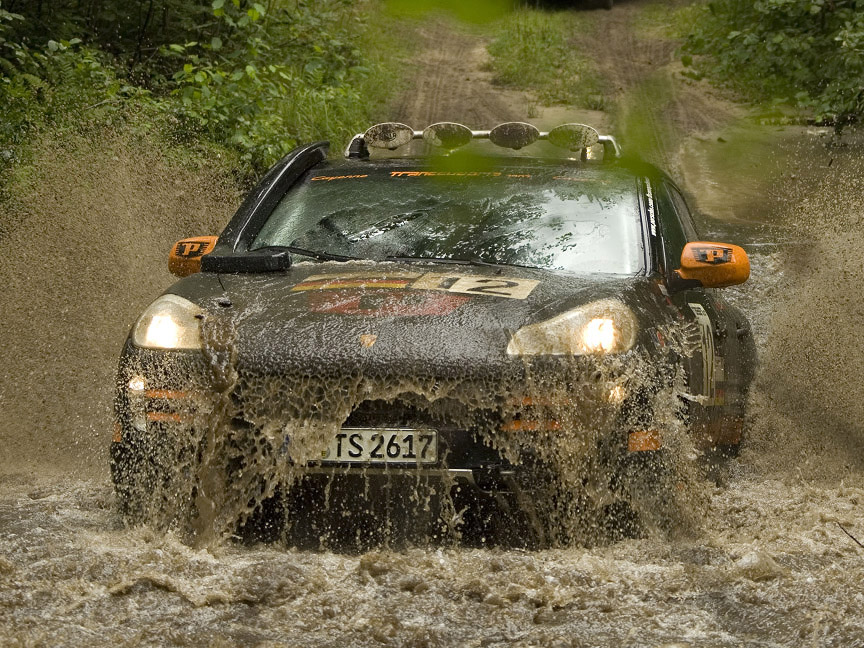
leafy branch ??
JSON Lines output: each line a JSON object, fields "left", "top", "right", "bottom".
{"left": 684, "top": 0, "right": 864, "bottom": 128}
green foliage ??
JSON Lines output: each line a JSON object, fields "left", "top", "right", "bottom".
{"left": 0, "top": 6, "right": 23, "bottom": 76}
{"left": 684, "top": 0, "right": 864, "bottom": 126}
{"left": 486, "top": 8, "right": 600, "bottom": 107}
{"left": 1, "top": 0, "right": 214, "bottom": 71}
{"left": 0, "top": 0, "right": 404, "bottom": 174}
{"left": 0, "top": 36, "right": 141, "bottom": 148}
{"left": 167, "top": 0, "right": 379, "bottom": 169}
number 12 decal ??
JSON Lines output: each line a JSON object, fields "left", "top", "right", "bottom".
{"left": 413, "top": 273, "right": 539, "bottom": 299}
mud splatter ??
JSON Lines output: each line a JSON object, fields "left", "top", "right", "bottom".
{"left": 741, "top": 133, "right": 864, "bottom": 480}
{"left": 1, "top": 472, "right": 863, "bottom": 647}
{"left": 114, "top": 322, "right": 705, "bottom": 550}
{"left": 0, "top": 129, "right": 239, "bottom": 477}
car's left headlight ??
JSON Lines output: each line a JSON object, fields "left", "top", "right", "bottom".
{"left": 132, "top": 294, "right": 203, "bottom": 350}
{"left": 507, "top": 299, "right": 638, "bottom": 356}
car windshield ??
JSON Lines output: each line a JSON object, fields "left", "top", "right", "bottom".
{"left": 252, "top": 164, "right": 645, "bottom": 275}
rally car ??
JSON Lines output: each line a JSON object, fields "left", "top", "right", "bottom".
{"left": 111, "top": 122, "right": 755, "bottom": 547}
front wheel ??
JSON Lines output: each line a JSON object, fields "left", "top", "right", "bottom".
{"left": 110, "top": 434, "right": 199, "bottom": 529}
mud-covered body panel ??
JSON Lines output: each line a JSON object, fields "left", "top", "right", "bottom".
{"left": 170, "top": 262, "right": 667, "bottom": 373}
{"left": 112, "top": 260, "right": 721, "bottom": 482}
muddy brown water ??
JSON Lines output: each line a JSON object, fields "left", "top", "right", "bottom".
{"left": 3, "top": 4, "right": 864, "bottom": 646}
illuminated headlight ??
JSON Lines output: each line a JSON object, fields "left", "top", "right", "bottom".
{"left": 132, "top": 294, "right": 203, "bottom": 350}
{"left": 127, "top": 375, "right": 146, "bottom": 391}
{"left": 507, "top": 299, "right": 637, "bottom": 356}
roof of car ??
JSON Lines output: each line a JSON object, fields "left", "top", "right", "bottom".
{"left": 311, "top": 155, "right": 640, "bottom": 178}
{"left": 322, "top": 122, "right": 672, "bottom": 186}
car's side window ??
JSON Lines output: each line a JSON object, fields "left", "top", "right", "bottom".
{"left": 655, "top": 182, "right": 690, "bottom": 276}
{"left": 666, "top": 184, "right": 699, "bottom": 240}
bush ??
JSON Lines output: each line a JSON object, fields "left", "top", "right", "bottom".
{"left": 0, "top": 41, "right": 143, "bottom": 144}
{"left": 0, "top": 0, "right": 403, "bottom": 174}
{"left": 684, "top": 0, "right": 864, "bottom": 127}
{"left": 166, "top": 0, "right": 379, "bottom": 170}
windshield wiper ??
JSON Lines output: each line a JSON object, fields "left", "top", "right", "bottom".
{"left": 202, "top": 245, "right": 362, "bottom": 273}
{"left": 275, "top": 245, "right": 362, "bottom": 262}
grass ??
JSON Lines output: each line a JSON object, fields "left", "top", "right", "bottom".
{"left": 485, "top": 8, "right": 603, "bottom": 109}
{"left": 635, "top": 1, "right": 705, "bottom": 41}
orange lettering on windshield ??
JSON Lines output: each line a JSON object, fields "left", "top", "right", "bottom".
{"left": 390, "top": 171, "right": 503, "bottom": 178}
{"left": 310, "top": 175, "right": 369, "bottom": 182}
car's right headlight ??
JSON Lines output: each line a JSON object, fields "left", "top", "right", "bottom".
{"left": 507, "top": 299, "right": 638, "bottom": 356}
{"left": 132, "top": 294, "right": 203, "bottom": 350}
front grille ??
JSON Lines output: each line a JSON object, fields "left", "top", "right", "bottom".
{"left": 345, "top": 396, "right": 494, "bottom": 430}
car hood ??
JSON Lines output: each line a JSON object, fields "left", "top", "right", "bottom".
{"left": 172, "top": 261, "right": 661, "bottom": 376}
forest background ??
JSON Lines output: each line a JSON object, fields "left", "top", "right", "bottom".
{"left": 0, "top": 0, "right": 862, "bottom": 193}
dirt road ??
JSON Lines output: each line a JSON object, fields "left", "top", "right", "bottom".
{"left": 394, "top": 20, "right": 524, "bottom": 128}
{"left": 3, "top": 2, "right": 864, "bottom": 646}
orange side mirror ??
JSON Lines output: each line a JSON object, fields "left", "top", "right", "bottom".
{"left": 168, "top": 236, "right": 218, "bottom": 277}
{"left": 675, "top": 241, "right": 750, "bottom": 288}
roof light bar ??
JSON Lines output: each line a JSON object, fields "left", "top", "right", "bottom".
{"left": 347, "top": 121, "right": 619, "bottom": 159}
{"left": 548, "top": 123, "right": 600, "bottom": 151}
{"left": 364, "top": 122, "right": 415, "bottom": 150}
{"left": 422, "top": 122, "right": 473, "bottom": 149}
{"left": 489, "top": 122, "right": 540, "bottom": 150}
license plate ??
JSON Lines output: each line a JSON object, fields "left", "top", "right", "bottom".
{"left": 320, "top": 428, "right": 438, "bottom": 465}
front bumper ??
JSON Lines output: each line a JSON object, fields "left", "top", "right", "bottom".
{"left": 112, "top": 339, "right": 670, "bottom": 489}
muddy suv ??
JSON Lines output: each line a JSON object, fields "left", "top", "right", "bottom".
{"left": 111, "top": 122, "right": 755, "bottom": 547}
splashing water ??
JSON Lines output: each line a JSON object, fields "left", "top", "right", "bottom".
{"left": 4, "top": 127, "right": 864, "bottom": 646}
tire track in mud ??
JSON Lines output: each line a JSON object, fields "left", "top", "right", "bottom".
{"left": 573, "top": 1, "right": 739, "bottom": 173}
{"left": 393, "top": 20, "right": 526, "bottom": 128}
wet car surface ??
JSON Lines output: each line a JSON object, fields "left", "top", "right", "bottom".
{"left": 111, "top": 123, "right": 756, "bottom": 547}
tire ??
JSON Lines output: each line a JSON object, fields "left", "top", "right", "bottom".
{"left": 615, "top": 449, "right": 680, "bottom": 535}
{"left": 110, "top": 434, "right": 199, "bottom": 529}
